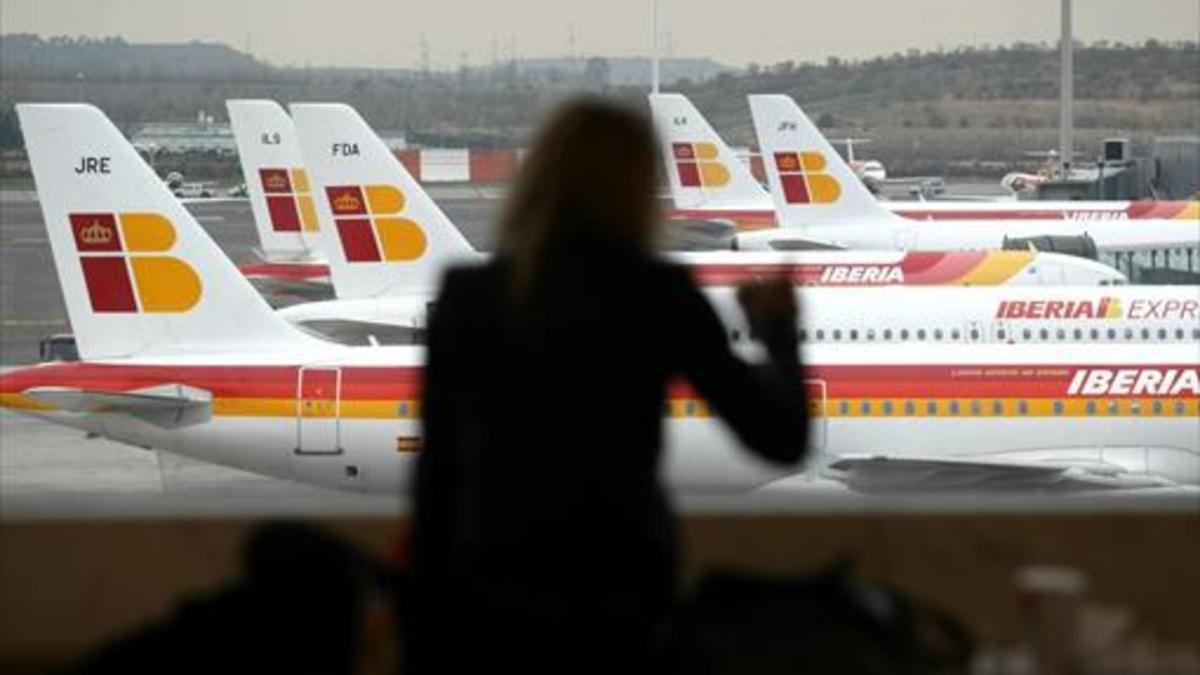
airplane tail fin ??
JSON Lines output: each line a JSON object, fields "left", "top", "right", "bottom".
{"left": 226, "top": 99, "right": 323, "bottom": 261}
{"left": 289, "top": 103, "right": 476, "bottom": 300}
{"left": 748, "top": 94, "right": 894, "bottom": 226}
{"left": 649, "top": 93, "right": 769, "bottom": 210}
{"left": 17, "top": 104, "right": 316, "bottom": 359}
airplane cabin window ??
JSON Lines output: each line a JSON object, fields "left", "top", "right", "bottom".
{"left": 1018, "top": 400, "right": 1029, "bottom": 415}
{"left": 1157, "top": 328, "right": 1167, "bottom": 340}
{"left": 1090, "top": 328, "right": 1100, "bottom": 340}
{"left": 997, "top": 329, "right": 1006, "bottom": 341}
{"left": 882, "top": 400, "right": 893, "bottom": 415}
{"left": 1107, "top": 328, "right": 1117, "bottom": 340}
{"left": 970, "top": 400, "right": 981, "bottom": 415}
{"left": 1140, "top": 328, "right": 1150, "bottom": 340}
{"left": 917, "top": 329, "right": 926, "bottom": 341}
{"left": 900, "top": 329, "right": 910, "bottom": 340}
{"left": 1055, "top": 328, "right": 1065, "bottom": 340}
{"left": 1053, "top": 401, "right": 1064, "bottom": 415}
{"left": 1107, "top": 400, "right": 1119, "bottom": 414}
{"left": 1193, "top": 328, "right": 1200, "bottom": 340}
{"left": 949, "top": 400, "right": 960, "bottom": 415}
{"left": 849, "top": 329, "right": 859, "bottom": 341}
{"left": 1073, "top": 328, "right": 1082, "bottom": 340}
{"left": 816, "top": 329, "right": 825, "bottom": 341}
{"left": 866, "top": 329, "right": 876, "bottom": 341}
{"left": 838, "top": 401, "right": 849, "bottom": 415}
{"left": 992, "top": 400, "right": 1002, "bottom": 415}
{"left": 1086, "top": 401, "right": 1097, "bottom": 415}
{"left": 1023, "top": 329, "right": 1032, "bottom": 340}
{"left": 832, "top": 329, "right": 842, "bottom": 341}
{"left": 860, "top": 401, "right": 870, "bottom": 414}
{"left": 1039, "top": 328, "right": 1049, "bottom": 340}
{"left": 1153, "top": 400, "right": 1163, "bottom": 415}
{"left": 1175, "top": 401, "right": 1185, "bottom": 415}
{"left": 904, "top": 401, "right": 916, "bottom": 415}
{"left": 951, "top": 329, "right": 961, "bottom": 341}
{"left": 1124, "top": 328, "right": 1133, "bottom": 340}
{"left": 969, "top": 329, "right": 980, "bottom": 341}
{"left": 926, "top": 401, "right": 937, "bottom": 415}
{"left": 933, "top": 329, "right": 944, "bottom": 341}
{"left": 883, "top": 329, "right": 893, "bottom": 340}
{"left": 1130, "top": 400, "right": 1142, "bottom": 415}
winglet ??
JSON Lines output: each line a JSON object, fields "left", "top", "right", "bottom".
{"left": 649, "top": 93, "right": 769, "bottom": 210}
{"left": 226, "top": 99, "right": 323, "bottom": 261}
{"left": 748, "top": 94, "right": 894, "bottom": 227}
{"left": 17, "top": 103, "right": 317, "bottom": 358}
{"left": 290, "top": 103, "right": 477, "bottom": 299}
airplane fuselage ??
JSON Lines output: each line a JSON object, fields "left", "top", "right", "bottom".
{"left": 4, "top": 343, "right": 1197, "bottom": 494}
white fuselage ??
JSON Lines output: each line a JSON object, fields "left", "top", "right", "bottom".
{"left": 7, "top": 342, "right": 1197, "bottom": 494}
{"left": 279, "top": 285, "right": 1200, "bottom": 349}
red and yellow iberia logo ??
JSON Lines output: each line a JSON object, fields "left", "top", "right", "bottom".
{"left": 69, "top": 213, "right": 201, "bottom": 313}
{"left": 672, "top": 142, "right": 730, "bottom": 188}
{"left": 325, "top": 185, "right": 427, "bottom": 262}
{"left": 259, "top": 167, "right": 319, "bottom": 232}
{"left": 773, "top": 151, "right": 841, "bottom": 204}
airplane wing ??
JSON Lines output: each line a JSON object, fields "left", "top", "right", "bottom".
{"left": 825, "top": 454, "right": 1175, "bottom": 493}
{"left": 23, "top": 384, "right": 213, "bottom": 429}
{"left": 292, "top": 319, "right": 425, "bottom": 347}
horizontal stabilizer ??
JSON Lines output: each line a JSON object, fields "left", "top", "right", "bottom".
{"left": 827, "top": 455, "right": 1173, "bottom": 494}
{"left": 24, "top": 383, "right": 212, "bottom": 428}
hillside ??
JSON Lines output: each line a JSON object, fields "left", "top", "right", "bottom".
{"left": 0, "top": 35, "right": 1196, "bottom": 175}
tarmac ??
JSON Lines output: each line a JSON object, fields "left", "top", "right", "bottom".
{"left": 2, "top": 190, "right": 1198, "bottom": 518}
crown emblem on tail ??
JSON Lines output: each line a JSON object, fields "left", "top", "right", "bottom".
{"left": 264, "top": 174, "right": 288, "bottom": 190}
{"left": 80, "top": 219, "right": 115, "bottom": 245}
{"left": 333, "top": 192, "right": 362, "bottom": 212}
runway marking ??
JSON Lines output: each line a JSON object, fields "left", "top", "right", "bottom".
{"left": 2, "top": 319, "right": 68, "bottom": 327}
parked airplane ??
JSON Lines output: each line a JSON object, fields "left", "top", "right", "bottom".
{"left": 737, "top": 95, "right": 1200, "bottom": 279}
{"left": 274, "top": 102, "right": 1139, "bottom": 344}
{"left": 229, "top": 100, "right": 1128, "bottom": 305}
{"left": 651, "top": 93, "right": 1199, "bottom": 223}
{"left": 9, "top": 104, "right": 1198, "bottom": 496}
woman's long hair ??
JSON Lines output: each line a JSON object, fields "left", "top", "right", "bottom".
{"left": 496, "top": 98, "right": 661, "bottom": 297}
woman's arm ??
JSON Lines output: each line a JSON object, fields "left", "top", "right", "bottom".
{"left": 667, "top": 269, "right": 808, "bottom": 466}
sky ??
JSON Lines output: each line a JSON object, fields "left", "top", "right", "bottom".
{"left": 2, "top": 0, "right": 1197, "bottom": 70}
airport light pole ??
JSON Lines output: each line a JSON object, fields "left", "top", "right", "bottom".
{"left": 1059, "top": 0, "right": 1073, "bottom": 180}
{"left": 651, "top": 0, "right": 660, "bottom": 93}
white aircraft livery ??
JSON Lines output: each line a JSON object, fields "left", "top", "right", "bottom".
{"left": 649, "top": 92, "right": 1200, "bottom": 232}
{"left": 737, "top": 95, "right": 1200, "bottom": 271}
{"left": 4, "top": 103, "right": 1198, "bottom": 497}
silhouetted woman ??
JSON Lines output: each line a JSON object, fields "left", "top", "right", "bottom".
{"left": 407, "top": 99, "right": 807, "bottom": 673}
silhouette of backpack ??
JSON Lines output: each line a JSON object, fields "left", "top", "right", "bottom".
{"left": 679, "top": 559, "right": 974, "bottom": 675}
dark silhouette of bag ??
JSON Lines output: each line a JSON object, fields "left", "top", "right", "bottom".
{"left": 679, "top": 559, "right": 974, "bottom": 675}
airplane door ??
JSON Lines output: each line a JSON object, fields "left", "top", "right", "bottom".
{"left": 805, "top": 379, "right": 828, "bottom": 476}
{"left": 296, "top": 366, "right": 341, "bottom": 454}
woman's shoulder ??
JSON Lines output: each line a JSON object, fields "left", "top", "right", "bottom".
{"left": 439, "top": 259, "right": 507, "bottom": 296}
